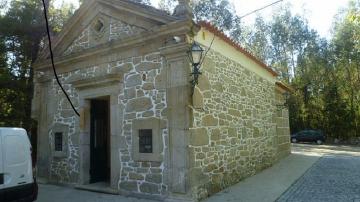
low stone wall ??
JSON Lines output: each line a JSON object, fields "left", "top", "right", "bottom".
{"left": 189, "top": 50, "right": 282, "bottom": 200}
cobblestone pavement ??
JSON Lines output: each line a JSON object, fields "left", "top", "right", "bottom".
{"left": 277, "top": 145, "right": 360, "bottom": 202}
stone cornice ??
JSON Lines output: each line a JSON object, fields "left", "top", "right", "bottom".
{"left": 39, "top": 0, "right": 178, "bottom": 60}
{"left": 34, "top": 20, "right": 193, "bottom": 72}
{"left": 35, "top": 74, "right": 53, "bottom": 84}
{"left": 101, "top": 0, "right": 178, "bottom": 23}
{"left": 159, "top": 43, "right": 190, "bottom": 61}
{"left": 69, "top": 73, "right": 123, "bottom": 90}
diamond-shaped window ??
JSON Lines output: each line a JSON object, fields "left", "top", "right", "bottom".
{"left": 93, "top": 19, "right": 104, "bottom": 33}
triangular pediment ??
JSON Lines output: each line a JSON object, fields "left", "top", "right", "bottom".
{"left": 62, "top": 13, "right": 148, "bottom": 56}
{"left": 40, "top": 0, "right": 178, "bottom": 59}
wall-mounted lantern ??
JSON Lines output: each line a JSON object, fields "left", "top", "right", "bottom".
{"left": 187, "top": 42, "right": 204, "bottom": 93}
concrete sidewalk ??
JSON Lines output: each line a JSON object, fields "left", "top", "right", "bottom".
{"left": 36, "top": 183, "right": 157, "bottom": 202}
{"left": 204, "top": 146, "right": 320, "bottom": 202}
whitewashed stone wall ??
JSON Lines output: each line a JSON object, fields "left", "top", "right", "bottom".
{"left": 48, "top": 71, "right": 80, "bottom": 183}
{"left": 109, "top": 18, "right": 146, "bottom": 41}
{"left": 117, "top": 52, "right": 169, "bottom": 195}
{"left": 47, "top": 52, "right": 169, "bottom": 196}
{"left": 189, "top": 49, "right": 279, "bottom": 200}
{"left": 63, "top": 27, "right": 90, "bottom": 56}
{"left": 64, "top": 17, "right": 146, "bottom": 56}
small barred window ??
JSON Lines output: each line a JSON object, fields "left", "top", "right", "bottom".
{"left": 139, "top": 129, "right": 153, "bottom": 153}
{"left": 54, "top": 132, "right": 63, "bottom": 152}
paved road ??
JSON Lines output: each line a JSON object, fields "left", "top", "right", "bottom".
{"left": 277, "top": 144, "right": 360, "bottom": 202}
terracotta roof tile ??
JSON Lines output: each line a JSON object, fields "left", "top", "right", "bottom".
{"left": 198, "top": 21, "right": 279, "bottom": 77}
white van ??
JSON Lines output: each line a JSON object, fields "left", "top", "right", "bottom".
{"left": 0, "top": 128, "right": 38, "bottom": 202}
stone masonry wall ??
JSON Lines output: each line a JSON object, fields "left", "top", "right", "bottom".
{"left": 189, "top": 50, "right": 279, "bottom": 200}
{"left": 274, "top": 89, "right": 291, "bottom": 159}
{"left": 63, "top": 17, "right": 146, "bottom": 56}
{"left": 45, "top": 51, "right": 169, "bottom": 196}
{"left": 47, "top": 71, "right": 80, "bottom": 183}
{"left": 117, "top": 52, "right": 168, "bottom": 196}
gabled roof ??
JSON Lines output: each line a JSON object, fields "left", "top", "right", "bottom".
{"left": 198, "top": 21, "right": 279, "bottom": 77}
{"left": 119, "top": 0, "right": 174, "bottom": 17}
{"left": 38, "top": 0, "right": 178, "bottom": 60}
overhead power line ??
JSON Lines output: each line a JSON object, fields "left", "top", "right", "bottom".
{"left": 41, "top": 0, "right": 80, "bottom": 117}
{"left": 239, "top": 0, "right": 284, "bottom": 19}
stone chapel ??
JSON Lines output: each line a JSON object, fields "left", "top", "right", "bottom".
{"left": 32, "top": 0, "right": 291, "bottom": 201}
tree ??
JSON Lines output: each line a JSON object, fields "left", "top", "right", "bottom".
{"left": 0, "top": 0, "right": 46, "bottom": 129}
{"left": 49, "top": 1, "right": 77, "bottom": 33}
{"left": 241, "top": 16, "right": 271, "bottom": 62}
{"left": 0, "top": 0, "right": 77, "bottom": 130}
{"left": 158, "top": 0, "right": 176, "bottom": 14}
{"left": 323, "top": 82, "right": 351, "bottom": 138}
{"left": 193, "top": 0, "right": 243, "bottom": 38}
{"left": 330, "top": 0, "right": 360, "bottom": 137}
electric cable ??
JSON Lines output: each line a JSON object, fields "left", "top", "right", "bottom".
{"left": 199, "top": 0, "right": 284, "bottom": 64}
{"left": 40, "top": 0, "right": 284, "bottom": 117}
{"left": 41, "top": 0, "right": 80, "bottom": 117}
{"left": 239, "top": 0, "right": 284, "bottom": 19}
{"left": 199, "top": 34, "right": 215, "bottom": 67}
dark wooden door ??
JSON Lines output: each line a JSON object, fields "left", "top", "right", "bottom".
{"left": 90, "top": 99, "right": 110, "bottom": 183}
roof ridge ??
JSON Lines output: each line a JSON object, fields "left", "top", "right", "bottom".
{"left": 197, "top": 21, "right": 278, "bottom": 77}
{"left": 119, "top": 0, "right": 175, "bottom": 17}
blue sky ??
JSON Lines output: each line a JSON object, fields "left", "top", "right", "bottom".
{"left": 55, "top": 0, "right": 349, "bottom": 38}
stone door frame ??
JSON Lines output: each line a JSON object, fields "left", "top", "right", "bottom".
{"left": 72, "top": 76, "right": 124, "bottom": 189}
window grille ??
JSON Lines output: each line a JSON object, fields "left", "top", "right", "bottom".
{"left": 139, "top": 129, "right": 152, "bottom": 153}
{"left": 54, "top": 132, "right": 63, "bottom": 151}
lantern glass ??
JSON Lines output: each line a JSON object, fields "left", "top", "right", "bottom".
{"left": 191, "top": 42, "right": 204, "bottom": 65}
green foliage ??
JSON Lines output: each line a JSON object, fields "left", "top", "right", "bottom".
{"left": 329, "top": 0, "right": 360, "bottom": 138}
{"left": 215, "top": 0, "right": 359, "bottom": 139}
{"left": 1, "top": 0, "right": 359, "bottom": 140}
{"left": 0, "top": 0, "right": 43, "bottom": 130}
{"left": 193, "top": 0, "right": 243, "bottom": 40}
{"left": 0, "top": 0, "right": 76, "bottom": 131}
{"left": 188, "top": 0, "right": 360, "bottom": 139}
{"left": 49, "top": 2, "right": 76, "bottom": 33}
{"left": 158, "top": 0, "right": 176, "bottom": 14}
{"left": 245, "top": 16, "right": 270, "bottom": 61}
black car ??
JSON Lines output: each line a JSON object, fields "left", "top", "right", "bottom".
{"left": 291, "top": 130, "right": 326, "bottom": 144}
